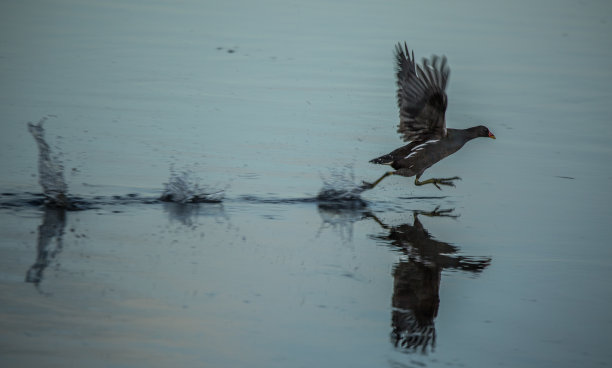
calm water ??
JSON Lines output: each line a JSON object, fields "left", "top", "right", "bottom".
{"left": 1, "top": 0, "right": 612, "bottom": 367}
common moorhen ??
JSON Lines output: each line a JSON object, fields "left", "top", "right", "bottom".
{"left": 364, "top": 43, "right": 495, "bottom": 190}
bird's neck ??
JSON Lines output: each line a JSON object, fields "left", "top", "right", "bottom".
{"left": 449, "top": 127, "right": 481, "bottom": 141}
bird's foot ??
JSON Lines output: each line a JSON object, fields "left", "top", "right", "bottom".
{"left": 416, "top": 206, "right": 459, "bottom": 218}
{"left": 414, "top": 176, "right": 461, "bottom": 190}
{"left": 432, "top": 176, "right": 461, "bottom": 190}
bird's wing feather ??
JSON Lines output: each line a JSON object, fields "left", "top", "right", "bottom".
{"left": 395, "top": 43, "right": 450, "bottom": 142}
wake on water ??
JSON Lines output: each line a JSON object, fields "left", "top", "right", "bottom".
{"left": 17, "top": 117, "right": 367, "bottom": 210}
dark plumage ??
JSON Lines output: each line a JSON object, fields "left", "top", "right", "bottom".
{"left": 364, "top": 43, "right": 495, "bottom": 190}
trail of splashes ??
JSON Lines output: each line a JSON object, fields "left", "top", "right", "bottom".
{"left": 160, "top": 168, "right": 224, "bottom": 203}
{"left": 317, "top": 165, "right": 367, "bottom": 204}
{"left": 27, "top": 116, "right": 69, "bottom": 207}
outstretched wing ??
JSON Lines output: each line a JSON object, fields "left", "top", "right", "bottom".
{"left": 395, "top": 43, "right": 450, "bottom": 142}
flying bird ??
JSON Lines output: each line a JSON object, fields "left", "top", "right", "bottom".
{"left": 364, "top": 43, "right": 495, "bottom": 190}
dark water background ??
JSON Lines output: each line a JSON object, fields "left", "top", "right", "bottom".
{"left": 1, "top": 0, "right": 612, "bottom": 367}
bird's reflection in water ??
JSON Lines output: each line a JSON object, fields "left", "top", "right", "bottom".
{"left": 369, "top": 208, "right": 491, "bottom": 353}
{"left": 25, "top": 207, "right": 67, "bottom": 290}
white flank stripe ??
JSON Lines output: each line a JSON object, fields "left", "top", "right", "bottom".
{"left": 405, "top": 139, "right": 439, "bottom": 159}
{"left": 412, "top": 139, "right": 439, "bottom": 151}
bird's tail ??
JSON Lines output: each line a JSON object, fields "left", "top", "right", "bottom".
{"left": 369, "top": 154, "right": 394, "bottom": 165}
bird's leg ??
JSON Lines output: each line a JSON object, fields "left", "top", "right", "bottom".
{"left": 363, "top": 212, "right": 390, "bottom": 229}
{"left": 414, "top": 175, "right": 461, "bottom": 190}
{"left": 362, "top": 171, "right": 395, "bottom": 190}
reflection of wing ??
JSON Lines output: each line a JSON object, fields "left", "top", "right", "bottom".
{"left": 395, "top": 43, "right": 450, "bottom": 142}
{"left": 391, "top": 260, "right": 438, "bottom": 353}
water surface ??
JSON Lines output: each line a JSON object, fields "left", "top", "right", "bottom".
{"left": 1, "top": 0, "right": 612, "bottom": 367}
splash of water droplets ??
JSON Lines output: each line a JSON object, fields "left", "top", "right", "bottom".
{"left": 27, "top": 117, "right": 69, "bottom": 207}
{"left": 317, "top": 165, "right": 366, "bottom": 203}
{"left": 160, "top": 168, "right": 224, "bottom": 203}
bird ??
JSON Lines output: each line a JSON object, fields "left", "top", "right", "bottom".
{"left": 363, "top": 43, "right": 495, "bottom": 190}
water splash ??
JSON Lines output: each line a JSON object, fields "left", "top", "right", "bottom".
{"left": 160, "top": 168, "right": 224, "bottom": 203}
{"left": 317, "top": 165, "right": 367, "bottom": 204}
{"left": 27, "top": 116, "right": 69, "bottom": 207}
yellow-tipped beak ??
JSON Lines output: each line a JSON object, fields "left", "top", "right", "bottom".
{"left": 489, "top": 132, "right": 496, "bottom": 139}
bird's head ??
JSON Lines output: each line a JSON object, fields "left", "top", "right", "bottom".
{"left": 474, "top": 125, "right": 495, "bottom": 139}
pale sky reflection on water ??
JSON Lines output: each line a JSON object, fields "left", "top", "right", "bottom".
{"left": 1, "top": 0, "right": 612, "bottom": 367}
